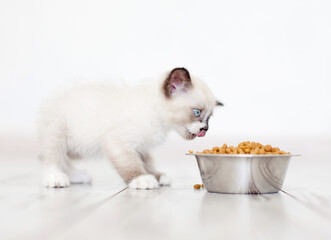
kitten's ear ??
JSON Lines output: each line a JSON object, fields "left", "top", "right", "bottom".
{"left": 216, "top": 100, "right": 224, "bottom": 107}
{"left": 163, "top": 68, "right": 192, "bottom": 98}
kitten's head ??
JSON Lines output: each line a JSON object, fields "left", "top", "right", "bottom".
{"left": 162, "top": 68, "right": 223, "bottom": 140}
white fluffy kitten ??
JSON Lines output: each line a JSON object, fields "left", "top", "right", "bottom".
{"left": 38, "top": 68, "right": 222, "bottom": 189}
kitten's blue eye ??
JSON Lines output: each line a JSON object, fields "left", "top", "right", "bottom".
{"left": 193, "top": 108, "right": 201, "bottom": 117}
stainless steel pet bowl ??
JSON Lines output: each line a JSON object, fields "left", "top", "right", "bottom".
{"left": 187, "top": 154, "right": 299, "bottom": 194}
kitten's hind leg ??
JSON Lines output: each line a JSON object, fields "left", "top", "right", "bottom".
{"left": 42, "top": 158, "right": 92, "bottom": 187}
{"left": 39, "top": 118, "right": 70, "bottom": 188}
{"left": 43, "top": 166, "right": 70, "bottom": 188}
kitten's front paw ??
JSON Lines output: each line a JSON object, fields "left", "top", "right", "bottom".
{"left": 43, "top": 168, "right": 70, "bottom": 188}
{"left": 129, "top": 174, "right": 159, "bottom": 190}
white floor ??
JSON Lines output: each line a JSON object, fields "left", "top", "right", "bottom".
{"left": 1, "top": 135, "right": 331, "bottom": 240}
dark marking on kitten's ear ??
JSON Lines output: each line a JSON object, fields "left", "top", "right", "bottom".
{"left": 216, "top": 100, "right": 224, "bottom": 106}
{"left": 163, "top": 68, "right": 192, "bottom": 98}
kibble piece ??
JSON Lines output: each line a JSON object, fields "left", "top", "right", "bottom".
{"left": 272, "top": 147, "right": 280, "bottom": 152}
{"left": 194, "top": 184, "right": 201, "bottom": 189}
{"left": 250, "top": 149, "right": 257, "bottom": 154}
{"left": 219, "top": 148, "right": 226, "bottom": 154}
{"left": 264, "top": 145, "right": 272, "bottom": 152}
{"left": 212, "top": 146, "right": 219, "bottom": 152}
{"left": 225, "top": 148, "right": 232, "bottom": 154}
{"left": 244, "top": 148, "right": 250, "bottom": 153}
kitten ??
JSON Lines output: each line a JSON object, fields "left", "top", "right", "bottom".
{"left": 38, "top": 68, "right": 222, "bottom": 189}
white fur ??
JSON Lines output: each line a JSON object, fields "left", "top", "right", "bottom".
{"left": 43, "top": 166, "right": 70, "bottom": 188}
{"left": 38, "top": 70, "right": 217, "bottom": 189}
{"left": 128, "top": 174, "right": 159, "bottom": 189}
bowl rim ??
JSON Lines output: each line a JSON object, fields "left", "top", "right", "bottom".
{"left": 185, "top": 153, "right": 301, "bottom": 157}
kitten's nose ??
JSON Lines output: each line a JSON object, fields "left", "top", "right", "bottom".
{"left": 200, "top": 127, "right": 208, "bottom": 132}
{"left": 197, "top": 127, "right": 208, "bottom": 137}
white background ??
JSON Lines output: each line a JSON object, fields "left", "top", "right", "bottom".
{"left": 1, "top": 0, "right": 331, "bottom": 138}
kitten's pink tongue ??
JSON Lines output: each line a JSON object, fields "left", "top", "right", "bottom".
{"left": 197, "top": 130, "right": 206, "bottom": 137}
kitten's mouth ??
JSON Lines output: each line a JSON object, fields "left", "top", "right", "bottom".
{"left": 197, "top": 130, "right": 207, "bottom": 137}
{"left": 185, "top": 129, "right": 207, "bottom": 140}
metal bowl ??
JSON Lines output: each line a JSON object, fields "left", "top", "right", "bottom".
{"left": 187, "top": 154, "right": 300, "bottom": 194}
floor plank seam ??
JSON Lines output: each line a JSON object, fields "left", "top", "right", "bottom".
{"left": 36, "top": 187, "right": 128, "bottom": 240}
{"left": 280, "top": 189, "right": 331, "bottom": 222}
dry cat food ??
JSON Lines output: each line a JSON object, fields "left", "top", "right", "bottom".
{"left": 190, "top": 141, "right": 290, "bottom": 155}
{"left": 194, "top": 184, "right": 204, "bottom": 189}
